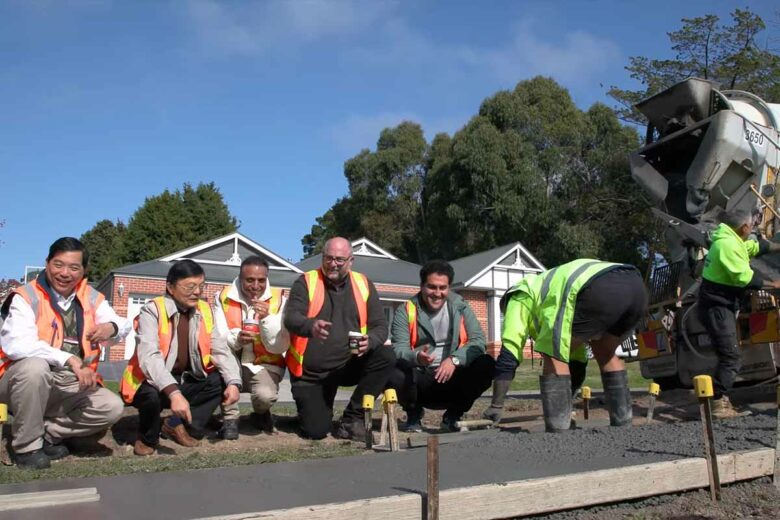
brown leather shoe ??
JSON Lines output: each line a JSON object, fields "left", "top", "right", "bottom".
{"left": 133, "top": 440, "right": 155, "bottom": 456}
{"left": 161, "top": 422, "right": 200, "bottom": 447}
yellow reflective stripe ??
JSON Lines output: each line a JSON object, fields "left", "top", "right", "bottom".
{"left": 288, "top": 347, "right": 303, "bottom": 363}
{"left": 220, "top": 288, "right": 231, "bottom": 314}
{"left": 306, "top": 270, "right": 319, "bottom": 301}
{"left": 353, "top": 273, "right": 369, "bottom": 301}
{"left": 256, "top": 354, "right": 284, "bottom": 364}
{"left": 202, "top": 354, "right": 212, "bottom": 366}
{"left": 122, "top": 368, "right": 142, "bottom": 391}
{"left": 407, "top": 301, "right": 416, "bottom": 324}
{"left": 155, "top": 297, "right": 169, "bottom": 335}
{"left": 198, "top": 300, "right": 214, "bottom": 333}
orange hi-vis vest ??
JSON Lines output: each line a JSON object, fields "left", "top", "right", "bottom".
{"left": 120, "top": 296, "right": 216, "bottom": 404}
{"left": 287, "top": 269, "right": 370, "bottom": 378}
{"left": 219, "top": 286, "right": 286, "bottom": 367}
{"left": 0, "top": 278, "right": 105, "bottom": 381}
{"left": 406, "top": 300, "right": 468, "bottom": 349}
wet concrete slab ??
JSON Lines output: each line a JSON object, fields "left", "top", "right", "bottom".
{"left": 0, "top": 409, "right": 775, "bottom": 520}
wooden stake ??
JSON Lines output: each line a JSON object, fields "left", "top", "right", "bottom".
{"left": 774, "top": 384, "right": 779, "bottom": 489}
{"left": 693, "top": 375, "right": 721, "bottom": 501}
{"left": 362, "top": 395, "right": 374, "bottom": 451}
{"left": 384, "top": 389, "right": 400, "bottom": 452}
{"left": 0, "top": 403, "right": 10, "bottom": 466}
{"left": 647, "top": 382, "right": 660, "bottom": 424}
{"left": 581, "top": 386, "right": 591, "bottom": 421}
{"left": 427, "top": 435, "right": 439, "bottom": 520}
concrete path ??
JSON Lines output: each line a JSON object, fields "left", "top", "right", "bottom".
{"left": 0, "top": 409, "right": 774, "bottom": 520}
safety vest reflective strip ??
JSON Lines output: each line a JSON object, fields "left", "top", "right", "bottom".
{"left": 405, "top": 300, "right": 467, "bottom": 349}
{"left": 219, "top": 286, "right": 286, "bottom": 367}
{"left": 0, "top": 279, "right": 104, "bottom": 380}
{"left": 120, "top": 296, "right": 215, "bottom": 404}
{"left": 286, "top": 270, "right": 369, "bottom": 377}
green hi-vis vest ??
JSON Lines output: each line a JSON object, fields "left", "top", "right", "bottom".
{"left": 502, "top": 259, "right": 631, "bottom": 363}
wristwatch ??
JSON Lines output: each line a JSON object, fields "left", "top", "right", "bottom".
{"left": 450, "top": 357, "right": 460, "bottom": 367}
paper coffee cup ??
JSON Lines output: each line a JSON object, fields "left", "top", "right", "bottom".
{"left": 348, "top": 331, "right": 363, "bottom": 354}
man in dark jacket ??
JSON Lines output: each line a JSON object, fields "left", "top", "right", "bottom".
{"left": 389, "top": 260, "right": 494, "bottom": 432}
{"left": 283, "top": 237, "right": 394, "bottom": 440}
{"left": 698, "top": 209, "right": 780, "bottom": 418}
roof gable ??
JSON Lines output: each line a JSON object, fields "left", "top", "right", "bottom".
{"left": 351, "top": 237, "right": 398, "bottom": 259}
{"left": 450, "top": 242, "right": 545, "bottom": 287}
{"left": 158, "top": 232, "right": 301, "bottom": 273}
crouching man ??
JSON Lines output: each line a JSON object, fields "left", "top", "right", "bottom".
{"left": 120, "top": 260, "right": 241, "bottom": 455}
{"left": 492, "top": 259, "right": 646, "bottom": 432}
{"left": 0, "top": 237, "right": 128, "bottom": 469}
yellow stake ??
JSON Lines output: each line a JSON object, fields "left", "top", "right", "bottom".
{"left": 362, "top": 395, "right": 375, "bottom": 450}
{"left": 581, "top": 386, "right": 591, "bottom": 420}
{"left": 693, "top": 375, "right": 721, "bottom": 501}
{"left": 647, "top": 382, "right": 661, "bottom": 423}
{"left": 383, "top": 389, "right": 400, "bottom": 451}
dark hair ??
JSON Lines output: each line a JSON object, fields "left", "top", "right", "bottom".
{"left": 719, "top": 209, "right": 753, "bottom": 230}
{"left": 420, "top": 259, "right": 454, "bottom": 285}
{"left": 166, "top": 259, "right": 205, "bottom": 285}
{"left": 47, "top": 237, "right": 89, "bottom": 268}
{"left": 240, "top": 255, "right": 269, "bottom": 272}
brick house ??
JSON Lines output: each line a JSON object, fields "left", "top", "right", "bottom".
{"left": 97, "top": 234, "right": 544, "bottom": 361}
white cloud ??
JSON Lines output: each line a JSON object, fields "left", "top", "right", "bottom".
{"left": 346, "top": 16, "right": 620, "bottom": 90}
{"left": 182, "top": 0, "right": 394, "bottom": 56}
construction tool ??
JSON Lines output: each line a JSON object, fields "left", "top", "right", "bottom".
{"left": 581, "top": 386, "right": 591, "bottom": 420}
{"left": 646, "top": 382, "right": 660, "bottom": 423}
{"left": 693, "top": 375, "right": 721, "bottom": 501}
{"left": 362, "top": 395, "right": 374, "bottom": 450}
{"left": 383, "top": 389, "right": 400, "bottom": 452}
{"left": 427, "top": 435, "right": 439, "bottom": 520}
{"left": 0, "top": 403, "right": 11, "bottom": 466}
{"left": 453, "top": 419, "right": 494, "bottom": 432}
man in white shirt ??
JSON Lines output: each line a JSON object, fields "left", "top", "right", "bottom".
{"left": 213, "top": 256, "right": 288, "bottom": 438}
{"left": 0, "top": 237, "right": 129, "bottom": 469}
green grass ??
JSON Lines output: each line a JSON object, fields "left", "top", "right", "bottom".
{"left": 509, "top": 358, "right": 648, "bottom": 392}
{"left": 0, "top": 442, "right": 361, "bottom": 485}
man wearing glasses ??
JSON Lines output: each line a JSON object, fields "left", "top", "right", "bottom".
{"left": 284, "top": 237, "right": 394, "bottom": 440}
{"left": 120, "top": 259, "right": 241, "bottom": 456}
{"left": 0, "top": 237, "right": 129, "bottom": 469}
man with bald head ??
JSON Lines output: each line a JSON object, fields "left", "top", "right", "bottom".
{"left": 284, "top": 237, "right": 394, "bottom": 440}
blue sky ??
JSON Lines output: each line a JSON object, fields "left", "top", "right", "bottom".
{"left": 1, "top": 0, "right": 777, "bottom": 280}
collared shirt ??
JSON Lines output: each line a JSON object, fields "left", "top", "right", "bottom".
{"left": 0, "top": 292, "right": 131, "bottom": 367}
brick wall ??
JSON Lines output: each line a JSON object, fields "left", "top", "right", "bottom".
{"left": 458, "top": 290, "right": 488, "bottom": 338}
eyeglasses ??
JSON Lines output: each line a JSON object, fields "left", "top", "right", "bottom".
{"left": 323, "top": 255, "right": 351, "bottom": 266}
{"left": 177, "top": 282, "right": 206, "bottom": 294}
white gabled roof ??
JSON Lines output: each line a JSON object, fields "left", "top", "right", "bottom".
{"left": 158, "top": 232, "right": 302, "bottom": 273}
{"left": 451, "top": 242, "right": 545, "bottom": 288}
{"left": 351, "top": 237, "right": 398, "bottom": 260}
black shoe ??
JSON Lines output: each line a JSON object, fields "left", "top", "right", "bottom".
{"left": 43, "top": 440, "right": 69, "bottom": 460}
{"left": 217, "top": 419, "right": 239, "bottom": 440}
{"left": 334, "top": 419, "right": 366, "bottom": 441}
{"left": 401, "top": 408, "right": 424, "bottom": 433}
{"left": 15, "top": 449, "right": 51, "bottom": 470}
{"left": 251, "top": 411, "right": 276, "bottom": 434}
{"left": 440, "top": 413, "right": 461, "bottom": 433}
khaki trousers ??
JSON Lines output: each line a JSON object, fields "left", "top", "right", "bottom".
{"left": 0, "top": 357, "right": 124, "bottom": 454}
{"left": 222, "top": 366, "right": 283, "bottom": 420}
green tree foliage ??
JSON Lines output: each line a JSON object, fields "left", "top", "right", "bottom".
{"left": 80, "top": 182, "right": 238, "bottom": 282}
{"left": 303, "top": 122, "right": 427, "bottom": 258}
{"left": 609, "top": 9, "right": 780, "bottom": 124}
{"left": 122, "top": 182, "right": 237, "bottom": 265}
{"left": 79, "top": 219, "right": 126, "bottom": 283}
{"left": 306, "top": 76, "right": 650, "bottom": 268}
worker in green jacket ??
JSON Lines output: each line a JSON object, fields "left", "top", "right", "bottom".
{"left": 486, "top": 259, "right": 647, "bottom": 432}
{"left": 698, "top": 209, "right": 780, "bottom": 418}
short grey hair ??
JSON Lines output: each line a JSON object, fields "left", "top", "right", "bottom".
{"left": 719, "top": 209, "right": 753, "bottom": 230}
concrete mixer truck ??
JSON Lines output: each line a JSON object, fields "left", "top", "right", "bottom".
{"left": 630, "top": 77, "right": 780, "bottom": 389}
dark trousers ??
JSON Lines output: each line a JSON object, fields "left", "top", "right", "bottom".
{"left": 389, "top": 354, "right": 495, "bottom": 418}
{"left": 699, "top": 304, "right": 741, "bottom": 398}
{"left": 291, "top": 346, "right": 395, "bottom": 440}
{"left": 131, "top": 371, "right": 225, "bottom": 446}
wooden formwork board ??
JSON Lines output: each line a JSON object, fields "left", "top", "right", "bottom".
{"left": 200, "top": 448, "right": 775, "bottom": 520}
{"left": 0, "top": 487, "right": 99, "bottom": 512}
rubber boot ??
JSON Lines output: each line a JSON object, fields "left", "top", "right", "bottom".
{"left": 569, "top": 360, "right": 588, "bottom": 397}
{"left": 601, "top": 370, "right": 632, "bottom": 426}
{"left": 539, "top": 374, "right": 572, "bottom": 432}
{"left": 482, "top": 379, "right": 512, "bottom": 424}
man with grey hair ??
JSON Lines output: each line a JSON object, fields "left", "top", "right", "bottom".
{"left": 699, "top": 208, "right": 780, "bottom": 418}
